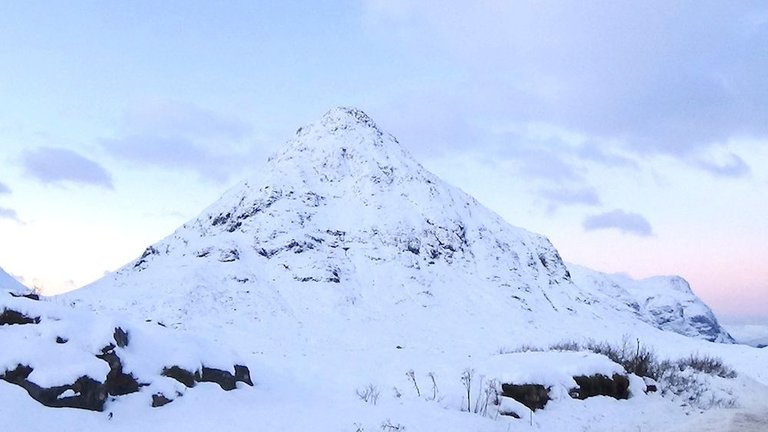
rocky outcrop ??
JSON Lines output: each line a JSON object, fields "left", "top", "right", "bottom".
{"left": 161, "top": 364, "right": 253, "bottom": 391}
{"left": 0, "top": 308, "right": 40, "bottom": 325}
{"left": 570, "top": 374, "right": 629, "bottom": 400}
{"left": 0, "top": 364, "right": 107, "bottom": 411}
{"left": 0, "top": 290, "right": 253, "bottom": 411}
{"left": 501, "top": 383, "right": 550, "bottom": 411}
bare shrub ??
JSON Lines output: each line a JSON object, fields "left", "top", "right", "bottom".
{"left": 497, "top": 344, "right": 543, "bottom": 354}
{"left": 677, "top": 353, "right": 737, "bottom": 379}
{"left": 380, "top": 420, "right": 406, "bottom": 431}
{"left": 460, "top": 368, "right": 475, "bottom": 412}
{"left": 548, "top": 340, "right": 581, "bottom": 352}
{"left": 474, "top": 378, "right": 500, "bottom": 417}
{"left": 392, "top": 386, "right": 402, "bottom": 399}
{"left": 427, "top": 372, "right": 439, "bottom": 401}
{"left": 356, "top": 384, "right": 380, "bottom": 405}
{"left": 405, "top": 369, "right": 420, "bottom": 397}
{"left": 546, "top": 337, "right": 659, "bottom": 379}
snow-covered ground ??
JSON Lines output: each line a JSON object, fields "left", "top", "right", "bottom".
{"left": 2, "top": 108, "right": 767, "bottom": 431}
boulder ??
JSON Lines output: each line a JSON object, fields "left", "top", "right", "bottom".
{"left": 500, "top": 383, "right": 550, "bottom": 411}
{"left": 570, "top": 374, "right": 629, "bottom": 400}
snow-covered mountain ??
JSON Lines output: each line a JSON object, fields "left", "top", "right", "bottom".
{"left": 569, "top": 265, "right": 733, "bottom": 343}
{"left": 65, "top": 107, "right": 729, "bottom": 349}
{"left": 0, "top": 266, "right": 29, "bottom": 294}
{"left": 6, "top": 108, "right": 765, "bottom": 432}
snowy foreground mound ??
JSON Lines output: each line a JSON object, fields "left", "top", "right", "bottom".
{"left": 0, "top": 274, "right": 252, "bottom": 412}
{"left": 3, "top": 109, "right": 765, "bottom": 431}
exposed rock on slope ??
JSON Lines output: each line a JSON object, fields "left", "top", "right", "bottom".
{"left": 568, "top": 265, "right": 733, "bottom": 343}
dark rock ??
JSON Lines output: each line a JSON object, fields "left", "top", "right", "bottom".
{"left": 9, "top": 292, "right": 40, "bottom": 301}
{"left": 96, "top": 350, "right": 140, "bottom": 396}
{"left": 162, "top": 366, "right": 197, "bottom": 388}
{"left": 113, "top": 327, "right": 129, "bottom": 348}
{"left": 1, "top": 364, "right": 33, "bottom": 382}
{"left": 500, "top": 383, "right": 550, "bottom": 411}
{"left": 56, "top": 336, "right": 68, "bottom": 344}
{"left": 219, "top": 249, "right": 240, "bottom": 262}
{"left": 211, "top": 212, "right": 231, "bottom": 226}
{"left": 328, "top": 268, "right": 341, "bottom": 283}
{"left": 58, "top": 376, "right": 108, "bottom": 411}
{"left": 1, "top": 365, "right": 107, "bottom": 411}
{"left": 196, "top": 365, "right": 253, "bottom": 391}
{"left": 134, "top": 246, "right": 159, "bottom": 269}
{"left": 234, "top": 365, "right": 253, "bottom": 386}
{"left": 196, "top": 367, "right": 237, "bottom": 391}
{"left": 0, "top": 308, "right": 40, "bottom": 325}
{"left": 570, "top": 374, "right": 629, "bottom": 400}
{"left": 151, "top": 393, "right": 174, "bottom": 408}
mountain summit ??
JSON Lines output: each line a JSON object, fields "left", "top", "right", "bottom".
{"left": 66, "top": 108, "right": 731, "bottom": 350}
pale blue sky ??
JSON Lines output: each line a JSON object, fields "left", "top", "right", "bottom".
{"left": 0, "top": 1, "right": 766, "bottom": 322}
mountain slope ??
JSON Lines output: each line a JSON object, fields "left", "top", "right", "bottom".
{"left": 0, "top": 266, "right": 28, "bottom": 294}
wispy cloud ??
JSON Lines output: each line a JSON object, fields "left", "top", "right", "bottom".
{"left": 583, "top": 209, "right": 653, "bottom": 237}
{"left": 22, "top": 147, "right": 113, "bottom": 189}
{"left": 694, "top": 152, "right": 751, "bottom": 178}
{"left": 102, "top": 100, "right": 261, "bottom": 182}
{"left": 122, "top": 100, "right": 251, "bottom": 140}
{"left": 539, "top": 186, "right": 601, "bottom": 209}
{"left": 101, "top": 135, "right": 251, "bottom": 183}
{"left": 0, "top": 207, "right": 19, "bottom": 222}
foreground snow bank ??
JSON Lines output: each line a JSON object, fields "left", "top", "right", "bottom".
{"left": 0, "top": 289, "right": 252, "bottom": 411}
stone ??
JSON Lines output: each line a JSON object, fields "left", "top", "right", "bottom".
{"left": 0, "top": 308, "right": 40, "bottom": 325}
{"left": 500, "top": 383, "right": 550, "bottom": 411}
{"left": 570, "top": 374, "right": 630, "bottom": 400}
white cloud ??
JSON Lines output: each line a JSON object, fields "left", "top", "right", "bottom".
{"left": 22, "top": 147, "right": 113, "bottom": 189}
{"left": 583, "top": 210, "right": 653, "bottom": 237}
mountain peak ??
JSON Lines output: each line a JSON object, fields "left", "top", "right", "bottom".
{"left": 285, "top": 106, "right": 391, "bottom": 157}
{"left": 319, "top": 106, "right": 378, "bottom": 130}
{"left": 262, "top": 107, "right": 419, "bottom": 192}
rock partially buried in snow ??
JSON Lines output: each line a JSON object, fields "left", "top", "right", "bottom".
{"left": 0, "top": 290, "right": 253, "bottom": 411}
{"left": 482, "top": 351, "right": 641, "bottom": 416}
{"left": 570, "top": 374, "right": 630, "bottom": 400}
{"left": 0, "top": 364, "right": 107, "bottom": 411}
{"left": 501, "top": 383, "right": 550, "bottom": 411}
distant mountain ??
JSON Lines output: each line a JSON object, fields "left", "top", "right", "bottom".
{"left": 64, "top": 107, "right": 731, "bottom": 351}
{"left": 0, "top": 266, "right": 29, "bottom": 293}
{"left": 568, "top": 265, "right": 733, "bottom": 343}
{"left": 723, "top": 323, "right": 768, "bottom": 348}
